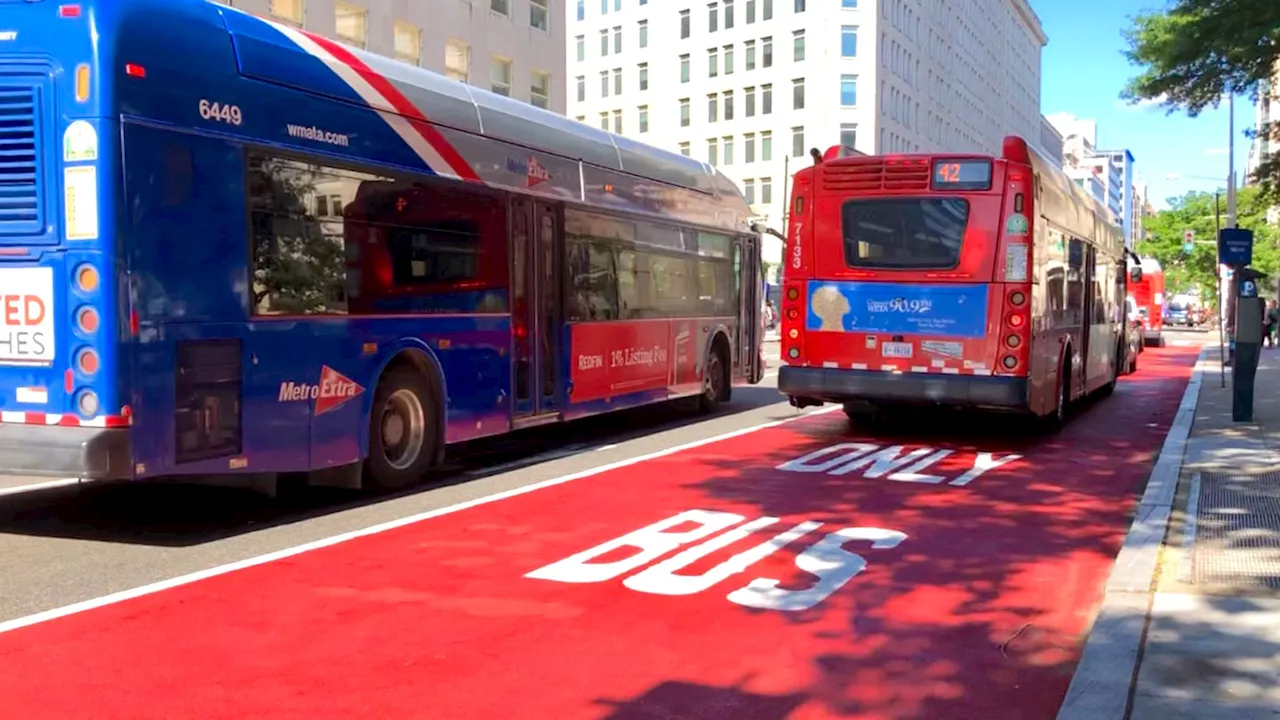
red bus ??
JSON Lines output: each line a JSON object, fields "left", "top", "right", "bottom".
{"left": 777, "top": 136, "right": 1130, "bottom": 426}
{"left": 1128, "top": 257, "right": 1165, "bottom": 346}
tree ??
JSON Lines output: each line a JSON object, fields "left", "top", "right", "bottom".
{"left": 1137, "top": 186, "right": 1280, "bottom": 307}
{"left": 1121, "top": 0, "right": 1280, "bottom": 192}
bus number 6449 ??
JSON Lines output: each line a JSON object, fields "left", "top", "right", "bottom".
{"left": 198, "top": 99, "right": 243, "bottom": 126}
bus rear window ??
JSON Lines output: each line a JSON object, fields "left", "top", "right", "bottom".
{"left": 841, "top": 198, "right": 969, "bottom": 270}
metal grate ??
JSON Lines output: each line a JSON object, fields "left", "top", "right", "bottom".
{"left": 0, "top": 82, "right": 40, "bottom": 234}
{"left": 1191, "top": 471, "right": 1280, "bottom": 588}
{"left": 822, "top": 158, "right": 931, "bottom": 193}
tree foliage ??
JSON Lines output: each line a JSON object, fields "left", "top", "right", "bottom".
{"left": 1121, "top": 0, "right": 1280, "bottom": 191}
{"left": 1137, "top": 186, "right": 1280, "bottom": 306}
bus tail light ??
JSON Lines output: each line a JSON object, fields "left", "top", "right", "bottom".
{"left": 1001, "top": 355, "right": 1018, "bottom": 370}
{"left": 76, "top": 389, "right": 99, "bottom": 417}
{"left": 999, "top": 284, "right": 1031, "bottom": 373}
{"left": 781, "top": 281, "right": 806, "bottom": 364}
{"left": 125, "top": 63, "right": 146, "bottom": 79}
{"left": 59, "top": 4, "right": 82, "bottom": 18}
{"left": 75, "top": 64, "right": 91, "bottom": 103}
{"left": 75, "top": 264, "right": 98, "bottom": 293}
{"left": 76, "top": 306, "right": 99, "bottom": 334}
{"left": 76, "top": 348, "right": 99, "bottom": 375}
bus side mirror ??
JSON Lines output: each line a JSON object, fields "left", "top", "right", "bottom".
{"left": 1129, "top": 267, "right": 1143, "bottom": 283}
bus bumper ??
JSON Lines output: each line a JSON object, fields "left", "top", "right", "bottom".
{"left": 778, "top": 366, "right": 1028, "bottom": 409}
{"left": 0, "top": 424, "right": 131, "bottom": 480}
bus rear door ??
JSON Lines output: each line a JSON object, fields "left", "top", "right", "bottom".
{"left": 510, "top": 197, "right": 563, "bottom": 427}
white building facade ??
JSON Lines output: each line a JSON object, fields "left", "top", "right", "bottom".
{"left": 566, "top": 0, "right": 1046, "bottom": 265}
{"left": 213, "top": 0, "right": 567, "bottom": 113}
{"left": 1048, "top": 113, "right": 1140, "bottom": 247}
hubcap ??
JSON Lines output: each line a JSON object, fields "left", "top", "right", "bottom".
{"left": 704, "top": 356, "right": 722, "bottom": 400}
{"left": 381, "top": 388, "right": 426, "bottom": 471}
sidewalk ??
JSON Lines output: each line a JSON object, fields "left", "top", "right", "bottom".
{"left": 1059, "top": 346, "right": 1280, "bottom": 720}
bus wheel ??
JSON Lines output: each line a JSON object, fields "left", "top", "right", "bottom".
{"left": 698, "top": 345, "right": 729, "bottom": 412}
{"left": 366, "top": 366, "right": 439, "bottom": 490}
{"left": 1044, "top": 360, "right": 1070, "bottom": 430}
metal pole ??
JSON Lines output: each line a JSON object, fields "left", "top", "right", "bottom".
{"left": 1227, "top": 95, "right": 1237, "bottom": 228}
{"left": 1216, "top": 191, "right": 1226, "bottom": 386}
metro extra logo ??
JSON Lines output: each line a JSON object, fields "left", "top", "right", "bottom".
{"left": 278, "top": 365, "right": 365, "bottom": 416}
{"left": 506, "top": 155, "right": 551, "bottom": 187}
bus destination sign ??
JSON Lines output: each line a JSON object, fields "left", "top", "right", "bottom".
{"left": 932, "top": 159, "right": 992, "bottom": 191}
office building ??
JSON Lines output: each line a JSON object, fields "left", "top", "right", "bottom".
{"left": 1246, "top": 59, "right": 1278, "bottom": 188}
{"left": 1039, "top": 114, "right": 1064, "bottom": 164}
{"left": 566, "top": 0, "right": 1046, "bottom": 264}
{"left": 214, "top": 0, "right": 566, "bottom": 112}
{"left": 1048, "top": 113, "right": 1139, "bottom": 247}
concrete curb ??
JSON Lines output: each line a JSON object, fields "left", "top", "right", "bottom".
{"left": 1055, "top": 345, "right": 1212, "bottom": 720}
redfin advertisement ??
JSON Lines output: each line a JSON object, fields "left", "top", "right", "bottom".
{"left": 570, "top": 320, "right": 703, "bottom": 404}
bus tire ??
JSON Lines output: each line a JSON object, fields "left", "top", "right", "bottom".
{"left": 698, "top": 340, "right": 730, "bottom": 412}
{"left": 1043, "top": 357, "right": 1071, "bottom": 430}
{"left": 365, "top": 365, "right": 440, "bottom": 490}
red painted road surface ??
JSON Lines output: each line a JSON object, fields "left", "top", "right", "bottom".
{"left": 0, "top": 346, "right": 1199, "bottom": 720}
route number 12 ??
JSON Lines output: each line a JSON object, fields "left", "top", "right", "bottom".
{"left": 198, "top": 99, "right": 243, "bottom": 126}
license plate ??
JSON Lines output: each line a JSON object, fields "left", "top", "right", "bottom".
{"left": 881, "top": 342, "right": 912, "bottom": 358}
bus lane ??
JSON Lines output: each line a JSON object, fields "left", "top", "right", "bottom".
{"left": 0, "top": 345, "right": 1199, "bottom": 720}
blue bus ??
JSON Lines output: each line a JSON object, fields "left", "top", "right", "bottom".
{"left": 0, "top": 0, "right": 765, "bottom": 490}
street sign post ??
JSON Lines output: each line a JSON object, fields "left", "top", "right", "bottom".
{"left": 1218, "top": 228, "right": 1254, "bottom": 266}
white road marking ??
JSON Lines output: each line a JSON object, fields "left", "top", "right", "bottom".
{"left": 0, "top": 405, "right": 840, "bottom": 636}
{"left": 0, "top": 477, "right": 83, "bottom": 498}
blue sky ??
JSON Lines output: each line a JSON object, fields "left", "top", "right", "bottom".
{"left": 1035, "top": 0, "right": 1253, "bottom": 209}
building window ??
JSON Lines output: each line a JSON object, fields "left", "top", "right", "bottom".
{"left": 575, "top": 115, "right": 585, "bottom": 123}
{"left": 615, "top": 0, "right": 621, "bottom": 9}
{"left": 842, "top": 0, "right": 857, "bottom": 6}
{"left": 744, "top": 86, "right": 756, "bottom": 116}
{"left": 531, "top": 0, "right": 549, "bottom": 29}
{"left": 680, "top": 54, "right": 690, "bottom": 82}
{"left": 613, "top": 26, "right": 622, "bottom": 53}
{"left": 793, "top": 30, "right": 805, "bottom": 61}
{"left": 723, "top": 90, "right": 734, "bottom": 119}
{"left": 613, "top": 110, "right": 622, "bottom": 134}
{"left": 638, "top": 63, "right": 649, "bottom": 90}
{"left": 707, "top": 93, "right": 718, "bottom": 122}
{"left": 639, "top": 20, "right": 648, "bottom": 48}
{"left": 335, "top": 1, "right": 367, "bottom": 47}
{"left": 723, "top": 136, "right": 734, "bottom": 165}
{"left": 600, "top": 29, "right": 609, "bottom": 55}
{"left": 745, "top": 40, "right": 756, "bottom": 70}
{"left": 791, "top": 126, "right": 804, "bottom": 157}
{"left": 491, "top": 57, "right": 512, "bottom": 96}
{"left": 600, "top": 71, "right": 609, "bottom": 96}
{"left": 707, "top": 138, "right": 718, "bottom": 166}
{"left": 613, "top": 67, "right": 622, "bottom": 95}
{"left": 744, "top": 132, "right": 756, "bottom": 162}
{"left": 762, "top": 37, "right": 773, "bottom": 67}
{"left": 680, "top": 98, "right": 691, "bottom": 126}
{"left": 724, "top": 45, "right": 735, "bottom": 74}
{"left": 531, "top": 71, "right": 550, "bottom": 109}
{"left": 761, "top": 177, "right": 772, "bottom": 204}
{"left": 679, "top": 141, "right": 691, "bottom": 156}
{"left": 393, "top": 21, "right": 421, "bottom": 63}
{"left": 725, "top": 0, "right": 735, "bottom": 28}
{"left": 491, "top": 0, "right": 510, "bottom": 16}
{"left": 577, "top": 0, "right": 585, "bottom": 21}
{"left": 600, "top": 0, "right": 608, "bottom": 13}
{"left": 840, "top": 123, "right": 857, "bottom": 153}
{"left": 445, "top": 40, "right": 470, "bottom": 82}
{"left": 763, "top": 0, "right": 773, "bottom": 20}
{"left": 600, "top": 112, "right": 609, "bottom": 130}
{"left": 268, "top": 0, "right": 303, "bottom": 24}
{"left": 792, "top": 78, "right": 804, "bottom": 109}
{"left": 708, "top": 2, "right": 718, "bottom": 32}
{"left": 761, "top": 131, "right": 772, "bottom": 161}
{"left": 841, "top": 74, "right": 857, "bottom": 105}
{"left": 761, "top": 83, "right": 772, "bottom": 114}
{"left": 638, "top": 105, "right": 650, "bottom": 132}
{"left": 576, "top": 75, "right": 585, "bottom": 101}
{"left": 747, "top": 0, "right": 756, "bottom": 23}
{"left": 575, "top": 35, "right": 585, "bottom": 62}
{"left": 744, "top": 179, "right": 755, "bottom": 204}
{"left": 680, "top": 10, "right": 691, "bottom": 39}
{"left": 709, "top": 48, "right": 719, "bottom": 77}
{"left": 841, "top": 25, "right": 857, "bottom": 56}
{"left": 795, "top": 0, "right": 805, "bottom": 10}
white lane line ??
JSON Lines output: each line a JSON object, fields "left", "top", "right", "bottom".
{"left": 0, "top": 405, "right": 840, "bottom": 636}
{"left": 0, "top": 477, "right": 83, "bottom": 498}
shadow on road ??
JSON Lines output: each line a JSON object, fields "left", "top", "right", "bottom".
{"left": 0, "top": 385, "right": 788, "bottom": 548}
